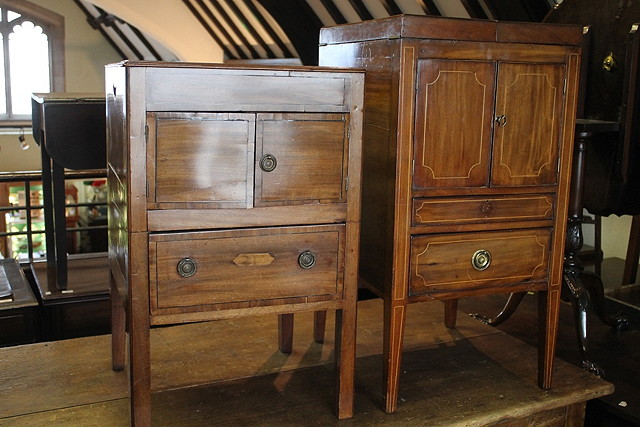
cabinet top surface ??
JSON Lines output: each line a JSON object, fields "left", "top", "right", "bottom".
{"left": 31, "top": 92, "right": 105, "bottom": 104}
{"left": 319, "top": 14, "right": 583, "bottom": 47}
{"left": 107, "top": 60, "right": 364, "bottom": 75}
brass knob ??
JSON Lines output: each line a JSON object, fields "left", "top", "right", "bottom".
{"left": 602, "top": 52, "right": 617, "bottom": 72}
{"left": 480, "top": 201, "right": 493, "bottom": 215}
{"left": 260, "top": 154, "right": 277, "bottom": 172}
{"left": 298, "top": 250, "right": 316, "bottom": 269}
{"left": 471, "top": 250, "right": 491, "bottom": 271}
{"left": 177, "top": 257, "right": 197, "bottom": 278}
{"left": 495, "top": 115, "right": 507, "bottom": 127}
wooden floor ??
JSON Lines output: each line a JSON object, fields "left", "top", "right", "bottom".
{"left": 0, "top": 295, "right": 613, "bottom": 426}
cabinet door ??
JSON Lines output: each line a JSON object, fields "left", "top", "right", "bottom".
{"left": 255, "top": 113, "right": 348, "bottom": 206}
{"left": 492, "top": 63, "right": 565, "bottom": 187}
{"left": 147, "top": 113, "right": 255, "bottom": 208}
{"left": 413, "top": 59, "right": 495, "bottom": 190}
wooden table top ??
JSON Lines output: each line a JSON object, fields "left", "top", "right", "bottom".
{"left": 0, "top": 298, "right": 613, "bottom": 425}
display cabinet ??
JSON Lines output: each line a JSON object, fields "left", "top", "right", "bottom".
{"left": 319, "top": 15, "right": 582, "bottom": 413}
{"left": 106, "top": 62, "right": 363, "bottom": 424}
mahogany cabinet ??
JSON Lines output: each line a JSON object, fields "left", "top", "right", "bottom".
{"left": 319, "top": 15, "right": 582, "bottom": 413}
{"left": 106, "top": 62, "right": 363, "bottom": 424}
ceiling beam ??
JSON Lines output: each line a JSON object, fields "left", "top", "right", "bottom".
{"left": 208, "top": 0, "right": 260, "bottom": 58}
{"left": 257, "top": 0, "right": 323, "bottom": 65}
{"left": 92, "top": 6, "right": 145, "bottom": 59}
{"left": 182, "top": 0, "right": 237, "bottom": 59}
{"left": 319, "top": 0, "right": 347, "bottom": 24}
{"left": 195, "top": 0, "right": 248, "bottom": 59}
{"left": 128, "top": 25, "right": 163, "bottom": 60}
{"left": 417, "top": 0, "right": 442, "bottom": 16}
{"left": 380, "top": 0, "right": 403, "bottom": 16}
{"left": 347, "top": 0, "right": 374, "bottom": 21}
{"left": 460, "top": 0, "right": 489, "bottom": 19}
{"left": 241, "top": 0, "right": 295, "bottom": 58}
{"left": 73, "top": 0, "right": 126, "bottom": 60}
{"left": 224, "top": 0, "right": 276, "bottom": 58}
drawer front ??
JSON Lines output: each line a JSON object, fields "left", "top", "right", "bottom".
{"left": 413, "top": 195, "right": 554, "bottom": 226}
{"left": 409, "top": 228, "right": 550, "bottom": 295}
{"left": 150, "top": 225, "right": 344, "bottom": 309}
{"left": 255, "top": 113, "right": 348, "bottom": 206}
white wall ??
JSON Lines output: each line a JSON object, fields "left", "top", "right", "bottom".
{"left": 0, "top": 0, "right": 122, "bottom": 172}
{"left": 87, "top": 0, "right": 224, "bottom": 62}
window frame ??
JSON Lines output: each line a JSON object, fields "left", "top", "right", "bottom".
{"left": 0, "top": 0, "right": 65, "bottom": 127}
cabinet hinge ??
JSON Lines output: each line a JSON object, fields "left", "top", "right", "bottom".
{"left": 412, "top": 159, "right": 415, "bottom": 175}
{"left": 563, "top": 78, "right": 567, "bottom": 94}
{"left": 345, "top": 176, "right": 349, "bottom": 192}
{"left": 146, "top": 181, "right": 149, "bottom": 197}
{"left": 144, "top": 124, "right": 149, "bottom": 142}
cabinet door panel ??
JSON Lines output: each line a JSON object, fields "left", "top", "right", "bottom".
{"left": 492, "top": 63, "right": 564, "bottom": 187}
{"left": 149, "top": 113, "right": 255, "bottom": 207}
{"left": 255, "top": 113, "right": 348, "bottom": 206}
{"left": 413, "top": 59, "right": 495, "bottom": 190}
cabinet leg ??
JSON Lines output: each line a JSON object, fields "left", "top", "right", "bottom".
{"left": 334, "top": 306, "right": 356, "bottom": 419}
{"left": 128, "top": 233, "right": 151, "bottom": 426}
{"left": 278, "top": 313, "right": 294, "bottom": 354}
{"left": 383, "top": 298, "right": 406, "bottom": 413}
{"left": 443, "top": 299, "right": 458, "bottom": 328}
{"left": 128, "top": 303, "right": 151, "bottom": 426}
{"left": 538, "top": 290, "right": 561, "bottom": 388}
{"left": 313, "top": 310, "right": 327, "bottom": 343}
{"left": 110, "top": 271, "right": 125, "bottom": 371}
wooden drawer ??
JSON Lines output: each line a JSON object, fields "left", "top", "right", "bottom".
{"left": 147, "top": 112, "right": 348, "bottom": 209}
{"left": 149, "top": 225, "right": 345, "bottom": 311}
{"left": 413, "top": 195, "right": 554, "bottom": 226}
{"left": 409, "top": 228, "right": 550, "bottom": 296}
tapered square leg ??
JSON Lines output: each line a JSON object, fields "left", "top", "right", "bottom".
{"left": 278, "top": 313, "right": 294, "bottom": 354}
{"left": 110, "top": 272, "right": 125, "bottom": 371}
{"left": 383, "top": 298, "right": 407, "bottom": 413}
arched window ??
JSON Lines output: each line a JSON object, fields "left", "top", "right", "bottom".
{"left": 0, "top": 0, "right": 64, "bottom": 126}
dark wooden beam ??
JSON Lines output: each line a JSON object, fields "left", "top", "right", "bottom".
{"left": 347, "top": 0, "right": 374, "bottom": 21}
{"left": 194, "top": 0, "right": 248, "bottom": 59}
{"left": 182, "top": 0, "right": 237, "bottom": 60}
{"left": 93, "top": 7, "right": 145, "bottom": 60}
{"left": 320, "top": 0, "right": 347, "bottom": 24}
{"left": 380, "top": 0, "right": 403, "bottom": 16}
{"left": 460, "top": 0, "right": 489, "bottom": 19}
{"left": 208, "top": 0, "right": 260, "bottom": 58}
{"left": 257, "top": 0, "right": 324, "bottom": 65}
{"left": 128, "top": 26, "right": 164, "bottom": 60}
{"left": 482, "top": 0, "right": 549, "bottom": 21}
{"left": 73, "top": 0, "right": 126, "bottom": 60}
{"left": 417, "top": 0, "right": 441, "bottom": 16}
{"left": 241, "top": 0, "right": 295, "bottom": 58}
{"left": 224, "top": 0, "right": 276, "bottom": 58}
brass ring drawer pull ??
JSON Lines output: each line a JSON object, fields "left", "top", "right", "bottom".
{"left": 177, "top": 257, "right": 197, "bottom": 278}
{"left": 298, "top": 250, "right": 316, "bottom": 269}
{"left": 260, "top": 154, "right": 277, "bottom": 172}
{"left": 471, "top": 249, "right": 491, "bottom": 271}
